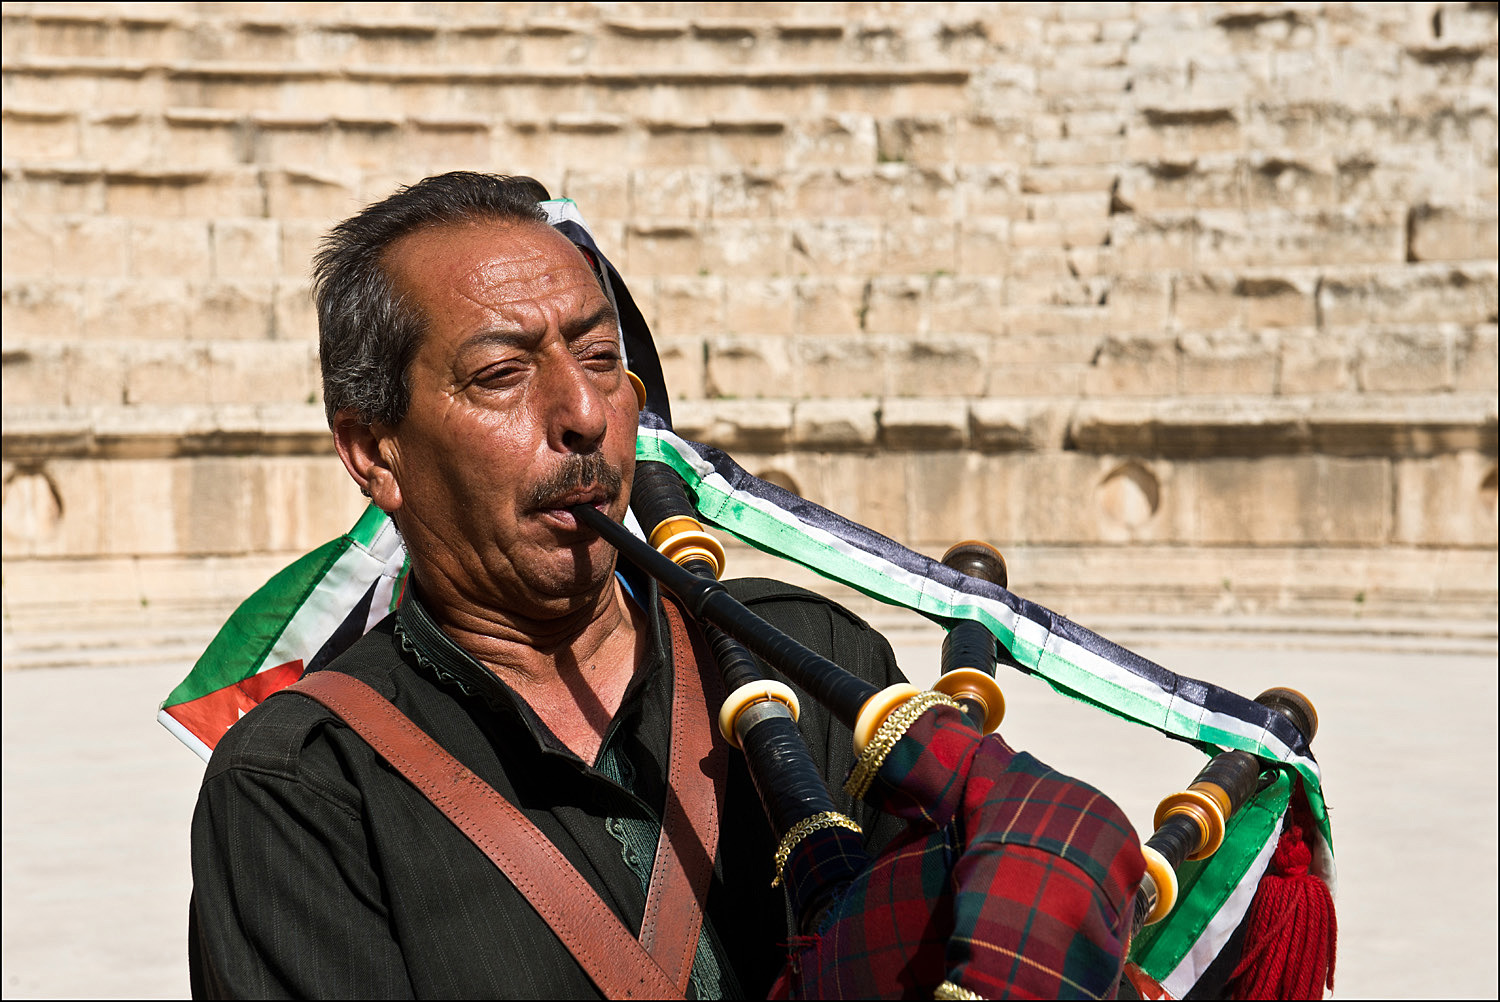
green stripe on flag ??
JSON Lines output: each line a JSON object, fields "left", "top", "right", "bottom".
{"left": 346, "top": 501, "right": 393, "bottom": 549}
{"left": 161, "top": 535, "right": 352, "bottom": 708}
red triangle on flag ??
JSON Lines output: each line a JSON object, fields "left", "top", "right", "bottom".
{"left": 162, "top": 659, "right": 306, "bottom": 754}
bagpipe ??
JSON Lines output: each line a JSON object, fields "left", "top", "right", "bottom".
{"left": 159, "top": 198, "right": 1337, "bottom": 999}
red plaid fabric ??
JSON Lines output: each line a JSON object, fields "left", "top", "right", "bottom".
{"left": 779, "top": 705, "right": 1144, "bottom": 1000}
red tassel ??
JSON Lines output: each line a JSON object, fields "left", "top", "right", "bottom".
{"left": 1228, "top": 796, "right": 1336, "bottom": 1000}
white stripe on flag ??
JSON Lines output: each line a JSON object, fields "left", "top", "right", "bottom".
{"left": 157, "top": 707, "right": 214, "bottom": 764}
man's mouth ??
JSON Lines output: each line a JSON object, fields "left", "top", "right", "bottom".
{"left": 532, "top": 488, "right": 615, "bottom": 533}
{"left": 543, "top": 488, "right": 609, "bottom": 507}
{"left": 526, "top": 455, "right": 625, "bottom": 530}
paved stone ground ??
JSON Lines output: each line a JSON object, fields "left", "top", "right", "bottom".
{"left": 3, "top": 627, "right": 1496, "bottom": 999}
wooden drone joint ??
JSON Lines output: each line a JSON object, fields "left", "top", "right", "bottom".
{"left": 1154, "top": 789, "right": 1227, "bottom": 860}
{"left": 1188, "top": 780, "right": 1233, "bottom": 820}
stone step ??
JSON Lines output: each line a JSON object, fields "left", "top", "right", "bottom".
{"left": 3, "top": 557, "right": 1494, "bottom": 674}
{"left": 0, "top": 53, "right": 972, "bottom": 94}
{"left": 1, "top": 8, "right": 997, "bottom": 71}
{"left": 3, "top": 394, "right": 1495, "bottom": 461}
{"left": 1072, "top": 615, "right": 1500, "bottom": 657}
{"left": 4, "top": 174, "right": 1494, "bottom": 298}
{"left": 4, "top": 623, "right": 214, "bottom": 652}
{"left": 2, "top": 617, "right": 217, "bottom": 673}
{"left": 1, "top": 340, "right": 322, "bottom": 409}
{"left": 1, "top": 402, "right": 332, "bottom": 460}
{"left": 5, "top": 611, "right": 1494, "bottom": 673}
{"left": 865, "top": 609, "right": 1500, "bottom": 657}
{"left": 1, "top": 644, "right": 200, "bottom": 673}
{"left": 10, "top": 100, "right": 1498, "bottom": 206}
{"left": 0, "top": 110, "right": 975, "bottom": 182}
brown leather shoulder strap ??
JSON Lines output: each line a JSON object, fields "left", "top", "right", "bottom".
{"left": 285, "top": 670, "right": 682, "bottom": 1001}
{"left": 639, "top": 593, "right": 730, "bottom": 991}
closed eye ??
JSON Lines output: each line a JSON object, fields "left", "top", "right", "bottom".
{"left": 470, "top": 361, "right": 527, "bottom": 388}
{"left": 580, "top": 346, "right": 622, "bottom": 371}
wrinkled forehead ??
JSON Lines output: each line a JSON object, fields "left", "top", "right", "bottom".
{"left": 382, "top": 217, "right": 605, "bottom": 317}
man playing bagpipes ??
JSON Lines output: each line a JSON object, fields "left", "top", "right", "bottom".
{"left": 177, "top": 172, "right": 1334, "bottom": 999}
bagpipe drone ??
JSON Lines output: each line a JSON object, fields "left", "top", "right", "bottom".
{"left": 159, "top": 198, "right": 1337, "bottom": 999}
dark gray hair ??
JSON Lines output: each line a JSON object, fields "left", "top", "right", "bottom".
{"left": 312, "top": 172, "right": 552, "bottom": 428}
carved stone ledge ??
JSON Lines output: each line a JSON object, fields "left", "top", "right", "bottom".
{"left": 1066, "top": 395, "right": 1499, "bottom": 458}
{"left": 1, "top": 405, "right": 333, "bottom": 462}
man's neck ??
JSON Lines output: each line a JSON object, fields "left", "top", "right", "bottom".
{"left": 416, "top": 573, "right": 647, "bottom": 764}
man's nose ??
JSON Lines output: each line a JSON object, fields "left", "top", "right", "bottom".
{"left": 541, "top": 354, "right": 609, "bottom": 454}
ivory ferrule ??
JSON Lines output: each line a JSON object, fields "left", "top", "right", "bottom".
{"left": 931, "top": 667, "right": 1006, "bottom": 733}
{"left": 1140, "top": 844, "right": 1179, "bottom": 926}
{"left": 718, "top": 679, "right": 801, "bottom": 748}
{"left": 851, "top": 683, "right": 923, "bottom": 756}
{"left": 649, "top": 516, "right": 726, "bottom": 579}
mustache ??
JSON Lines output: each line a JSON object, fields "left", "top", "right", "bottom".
{"left": 526, "top": 453, "right": 624, "bottom": 510}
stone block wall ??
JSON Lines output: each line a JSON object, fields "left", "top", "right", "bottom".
{"left": 2, "top": 2, "right": 1496, "bottom": 664}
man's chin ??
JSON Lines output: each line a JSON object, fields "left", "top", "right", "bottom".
{"left": 516, "top": 544, "right": 619, "bottom": 608}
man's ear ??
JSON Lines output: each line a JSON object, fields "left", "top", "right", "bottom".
{"left": 333, "top": 409, "right": 401, "bottom": 513}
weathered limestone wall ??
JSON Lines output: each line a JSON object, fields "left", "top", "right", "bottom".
{"left": 3, "top": 2, "right": 1496, "bottom": 665}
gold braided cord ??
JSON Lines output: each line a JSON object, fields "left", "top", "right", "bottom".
{"left": 770, "top": 811, "right": 863, "bottom": 887}
{"left": 934, "top": 979, "right": 985, "bottom": 1000}
{"left": 843, "top": 690, "right": 960, "bottom": 801}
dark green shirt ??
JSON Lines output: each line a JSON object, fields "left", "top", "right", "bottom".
{"left": 189, "top": 563, "right": 908, "bottom": 999}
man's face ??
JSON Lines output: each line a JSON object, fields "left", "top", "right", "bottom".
{"left": 372, "top": 218, "right": 637, "bottom": 618}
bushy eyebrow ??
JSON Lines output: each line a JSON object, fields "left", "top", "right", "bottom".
{"left": 454, "top": 299, "right": 620, "bottom": 362}
{"left": 454, "top": 330, "right": 532, "bottom": 356}
{"left": 561, "top": 300, "right": 619, "bottom": 341}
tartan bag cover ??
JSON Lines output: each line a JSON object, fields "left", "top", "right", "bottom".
{"left": 779, "top": 705, "right": 1144, "bottom": 1000}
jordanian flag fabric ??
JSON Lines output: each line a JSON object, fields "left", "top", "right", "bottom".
{"left": 632, "top": 421, "right": 1334, "bottom": 994}
{"left": 159, "top": 196, "right": 1333, "bottom": 997}
{"left": 157, "top": 504, "right": 407, "bottom": 762}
